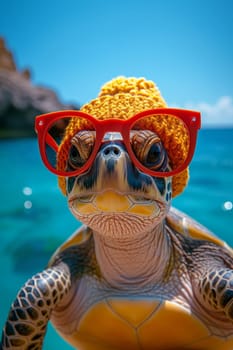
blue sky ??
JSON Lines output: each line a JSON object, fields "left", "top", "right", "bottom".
{"left": 1, "top": 0, "right": 233, "bottom": 126}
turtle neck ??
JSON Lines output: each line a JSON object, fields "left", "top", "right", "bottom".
{"left": 93, "top": 220, "right": 172, "bottom": 290}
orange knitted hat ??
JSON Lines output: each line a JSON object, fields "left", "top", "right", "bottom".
{"left": 57, "top": 77, "right": 189, "bottom": 197}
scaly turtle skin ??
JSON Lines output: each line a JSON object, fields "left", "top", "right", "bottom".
{"left": 1, "top": 78, "right": 233, "bottom": 350}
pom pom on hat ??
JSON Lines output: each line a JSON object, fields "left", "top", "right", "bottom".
{"left": 58, "top": 77, "right": 189, "bottom": 197}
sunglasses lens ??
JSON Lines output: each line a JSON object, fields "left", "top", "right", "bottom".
{"left": 130, "top": 113, "right": 190, "bottom": 174}
{"left": 44, "top": 116, "right": 96, "bottom": 173}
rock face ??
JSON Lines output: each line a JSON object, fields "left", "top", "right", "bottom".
{"left": 0, "top": 38, "right": 78, "bottom": 137}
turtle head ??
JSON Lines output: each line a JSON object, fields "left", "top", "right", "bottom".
{"left": 66, "top": 129, "right": 172, "bottom": 238}
{"left": 57, "top": 77, "right": 189, "bottom": 238}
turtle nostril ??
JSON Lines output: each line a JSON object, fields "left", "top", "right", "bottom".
{"left": 104, "top": 148, "right": 110, "bottom": 155}
{"left": 113, "top": 147, "right": 120, "bottom": 155}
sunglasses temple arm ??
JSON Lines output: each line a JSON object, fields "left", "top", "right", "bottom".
{"left": 45, "top": 134, "right": 59, "bottom": 152}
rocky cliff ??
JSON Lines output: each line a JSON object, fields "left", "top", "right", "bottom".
{"left": 0, "top": 38, "right": 78, "bottom": 138}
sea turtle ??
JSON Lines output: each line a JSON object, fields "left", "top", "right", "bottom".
{"left": 1, "top": 77, "right": 233, "bottom": 350}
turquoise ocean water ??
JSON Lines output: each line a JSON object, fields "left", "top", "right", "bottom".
{"left": 0, "top": 128, "right": 233, "bottom": 349}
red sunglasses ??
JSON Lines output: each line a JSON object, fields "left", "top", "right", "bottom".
{"left": 35, "top": 108, "right": 201, "bottom": 178}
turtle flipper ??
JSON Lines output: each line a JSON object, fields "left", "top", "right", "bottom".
{"left": 199, "top": 268, "right": 233, "bottom": 321}
{"left": 1, "top": 265, "right": 71, "bottom": 349}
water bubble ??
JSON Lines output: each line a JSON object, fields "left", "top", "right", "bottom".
{"left": 223, "top": 201, "right": 233, "bottom": 211}
{"left": 22, "top": 187, "right": 32, "bottom": 196}
{"left": 24, "top": 200, "right": 32, "bottom": 209}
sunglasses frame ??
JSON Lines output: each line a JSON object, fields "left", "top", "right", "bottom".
{"left": 35, "top": 108, "right": 201, "bottom": 178}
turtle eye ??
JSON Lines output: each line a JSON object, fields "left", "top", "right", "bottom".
{"left": 131, "top": 130, "right": 168, "bottom": 171}
{"left": 69, "top": 145, "right": 85, "bottom": 168}
{"left": 146, "top": 142, "right": 162, "bottom": 166}
{"left": 68, "top": 131, "right": 95, "bottom": 170}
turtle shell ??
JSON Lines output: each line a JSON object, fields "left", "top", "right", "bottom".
{"left": 166, "top": 207, "right": 232, "bottom": 252}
